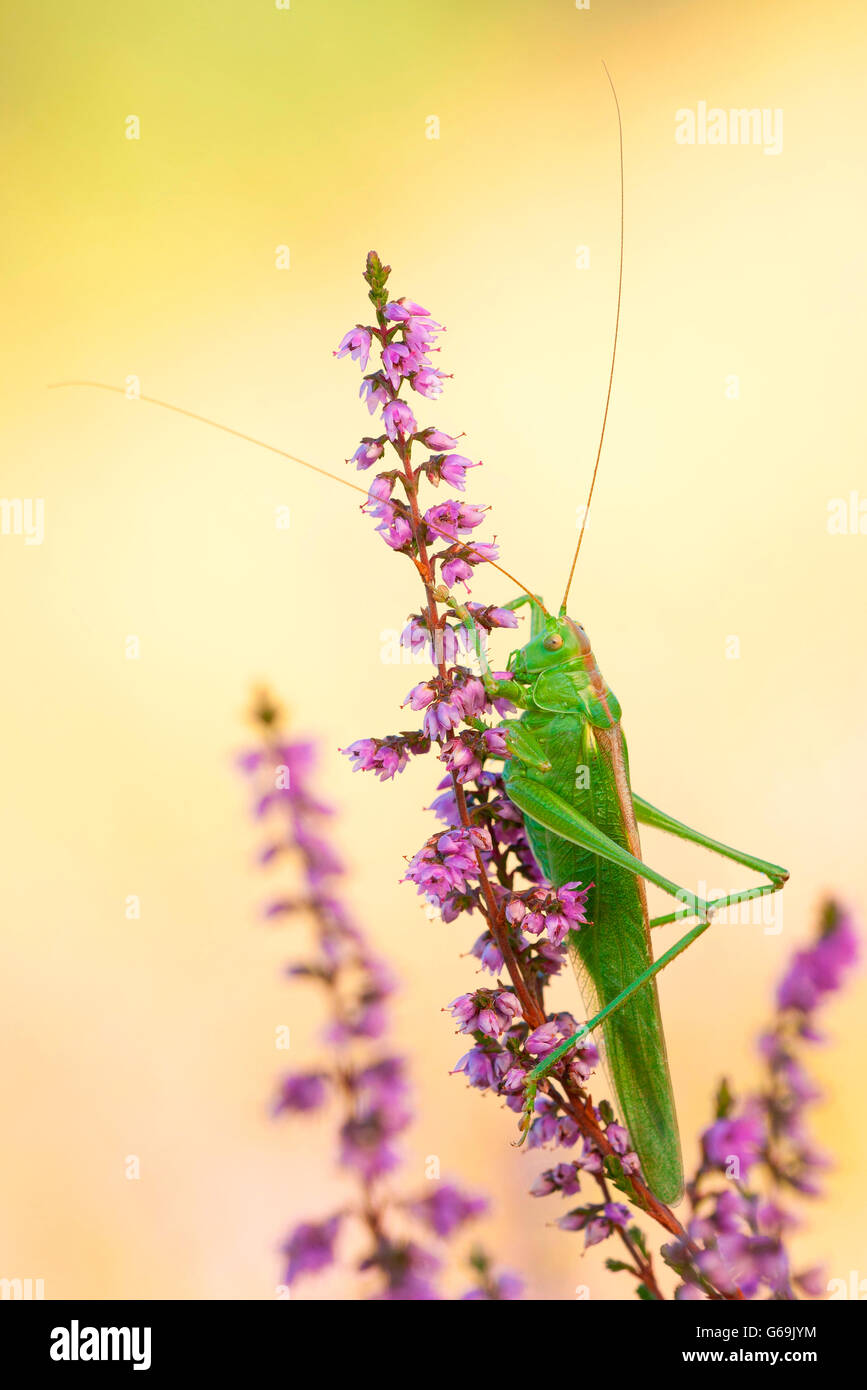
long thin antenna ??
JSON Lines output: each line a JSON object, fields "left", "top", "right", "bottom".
{"left": 49, "top": 379, "right": 545, "bottom": 607}
{"left": 48, "top": 380, "right": 371, "bottom": 497}
{"left": 560, "top": 59, "right": 624, "bottom": 616}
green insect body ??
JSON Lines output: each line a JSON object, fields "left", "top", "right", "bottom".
{"left": 502, "top": 604, "right": 681, "bottom": 1203}
{"left": 450, "top": 593, "right": 788, "bottom": 1206}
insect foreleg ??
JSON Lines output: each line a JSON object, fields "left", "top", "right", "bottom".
{"left": 492, "top": 722, "right": 552, "bottom": 773}
{"left": 500, "top": 594, "right": 545, "bottom": 614}
{"left": 436, "top": 587, "right": 529, "bottom": 706}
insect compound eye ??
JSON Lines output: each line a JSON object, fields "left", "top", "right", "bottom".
{"left": 543, "top": 633, "right": 564, "bottom": 651}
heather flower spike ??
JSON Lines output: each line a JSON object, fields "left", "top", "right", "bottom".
{"left": 664, "top": 901, "right": 858, "bottom": 1300}
{"left": 239, "top": 689, "right": 518, "bottom": 1299}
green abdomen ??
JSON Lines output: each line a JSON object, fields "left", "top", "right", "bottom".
{"left": 504, "top": 711, "right": 683, "bottom": 1205}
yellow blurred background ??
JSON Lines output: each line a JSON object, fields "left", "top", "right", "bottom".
{"left": 1, "top": 0, "right": 865, "bottom": 1299}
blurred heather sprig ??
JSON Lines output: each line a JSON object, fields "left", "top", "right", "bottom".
{"left": 334, "top": 253, "right": 859, "bottom": 1299}
{"left": 663, "top": 900, "right": 858, "bottom": 1300}
{"left": 239, "top": 687, "right": 520, "bottom": 1300}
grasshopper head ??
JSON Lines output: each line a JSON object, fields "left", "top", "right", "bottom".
{"left": 508, "top": 613, "right": 589, "bottom": 680}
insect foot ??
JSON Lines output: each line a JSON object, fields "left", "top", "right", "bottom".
{"left": 514, "top": 1078, "right": 539, "bottom": 1148}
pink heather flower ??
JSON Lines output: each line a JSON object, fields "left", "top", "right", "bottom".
{"left": 440, "top": 540, "right": 499, "bottom": 588}
{"left": 341, "top": 737, "right": 417, "bottom": 780}
{"left": 451, "top": 675, "right": 486, "bottom": 717}
{"left": 422, "top": 699, "right": 463, "bottom": 740}
{"left": 526, "top": 1094, "right": 580, "bottom": 1150}
{"left": 400, "top": 616, "right": 460, "bottom": 665}
{"left": 282, "top": 1216, "right": 341, "bottom": 1284}
{"left": 382, "top": 342, "right": 411, "bottom": 388}
{"left": 711, "top": 1187, "right": 755, "bottom": 1235}
{"left": 343, "top": 736, "right": 396, "bottom": 776}
{"left": 604, "top": 1123, "right": 631, "bottom": 1155}
{"left": 506, "top": 883, "right": 589, "bottom": 947}
{"left": 404, "top": 680, "right": 436, "bottom": 710}
{"left": 384, "top": 298, "right": 431, "bottom": 321}
{"left": 350, "top": 438, "right": 385, "bottom": 470}
{"left": 441, "top": 734, "right": 482, "bottom": 784}
{"left": 335, "top": 326, "right": 372, "bottom": 370}
{"left": 567, "top": 1038, "right": 599, "bottom": 1083}
{"left": 428, "top": 782, "right": 460, "bottom": 826}
{"left": 364, "top": 1241, "right": 442, "bottom": 1301}
{"left": 557, "top": 1202, "right": 630, "bottom": 1249}
{"left": 404, "top": 317, "right": 442, "bottom": 354}
{"left": 575, "top": 1139, "right": 604, "bottom": 1175}
{"left": 367, "top": 473, "right": 394, "bottom": 504}
{"left": 706, "top": 1233, "right": 790, "bottom": 1299}
{"left": 777, "top": 909, "right": 858, "bottom": 1013}
{"left": 534, "top": 939, "right": 568, "bottom": 979}
{"left": 501, "top": 1064, "right": 528, "bottom": 1094}
{"left": 360, "top": 376, "right": 388, "bottom": 413}
{"left": 356, "top": 1056, "right": 410, "bottom": 1115}
{"left": 404, "top": 825, "right": 491, "bottom": 910}
{"left": 525, "top": 1017, "right": 578, "bottom": 1056}
{"left": 273, "top": 1071, "right": 329, "bottom": 1116}
{"left": 438, "top": 454, "right": 479, "bottom": 490}
{"left": 331, "top": 1007, "right": 388, "bottom": 1047}
{"left": 411, "top": 368, "right": 447, "bottom": 399}
{"left": 411, "top": 1183, "right": 488, "bottom": 1238}
{"left": 448, "top": 989, "right": 521, "bottom": 1039}
{"left": 383, "top": 399, "right": 417, "bottom": 441}
{"left": 292, "top": 831, "right": 343, "bottom": 881}
{"left": 452, "top": 1044, "right": 509, "bottom": 1090}
{"left": 530, "top": 1164, "right": 583, "bottom": 1198}
{"left": 486, "top": 668, "right": 516, "bottom": 717}
{"left": 757, "top": 1200, "right": 799, "bottom": 1236}
{"left": 419, "top": 428, "right": 459, "bottom": 450}
{"left": 367, "top": 501, "right": 413, "bottom": 550}
{"left": 467, "top": 602, "right": 519, "bottom": 629}
{"left": 525, "top": 1095, "right": 560, "bottom": 1148}
{"left": 470, "top": 930, "right": 504, "bottom": 974}
{"left": 439, "top": 555, "right": 471, "bottom": 587}
{"left": 424, "top": 500, "right": 487, "bottom": 539}
{"left": 604, "top": 1202, "right": 631, "bottom": 1227}
{"left": 339, "top": 1112, "right": 402, "bottom": 1182}
{"left": 403, "top": 683, "right": 465, "bottom": 739}
{"left": 381, "top": 516, "right": 414, "bottom": 550}
{"left": 444, "top": 822, "right": 491, "bottom": 867}
{"left": 703, "top": 1108, "right": 765, "bottom": 1174}
{"left": 484, "top": 728, "right": 508, "bottom": 757}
